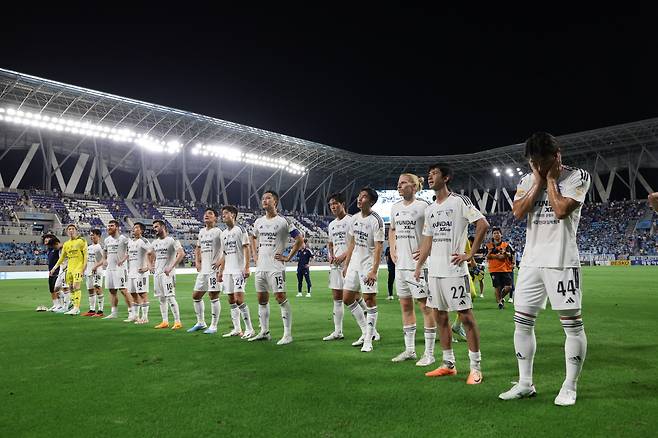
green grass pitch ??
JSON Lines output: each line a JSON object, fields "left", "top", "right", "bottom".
{"left": 0, "top": 266, "right": 656, "bottom": 437}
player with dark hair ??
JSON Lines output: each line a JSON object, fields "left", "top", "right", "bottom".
{"left": 127, "top": 222, "right": 152, "bottom": 323}
{"left": 486, "top": 226, "right": 515, "bottom": 309}
{"left": 43, "top": 234, "right": 64, "bottom": 311}
{"left": 101, "top": 219, "right": 132, "bottom": 319}
{"left": 82, "top": 229, "right": 105, "bottom": 316}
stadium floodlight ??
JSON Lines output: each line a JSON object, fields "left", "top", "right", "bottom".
{"left": 192, "top": 142, "right": 305, "bottom": 174}
{"left": 492, "top": 168, "right": 499, "bottom": 174}
{"left": 516, "top": 167, "right": 521, "bottom": 171}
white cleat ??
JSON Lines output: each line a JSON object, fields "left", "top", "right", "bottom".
{"left": 360, "top": 343, "right": 373, "bottom": 352}
{"left": 64, "top": 307, "right": 80, "bottom": 315}
{"left": 248, "top": 331, "right": 271, "bottom": 342}
{"left": 322, "top": 332, "right": 345, "bottom": 341}
{"left": 499, "top": 382, "right": 537, "bottom": 400}
{"left": 123, "top": 317, "right": 137, "bottom": 323}
{"left": 305, "top": 294, "right": 311, "bottom": 298}
{"left": 479, "top": 294, "right": 484, "bottom": 298}
{"left": 222, "top": 329, "right": 243, "bottom": 338}
{"left": 351, "top": 334, "right": 365, "bottom": 347}
{"left": 102, "top": 314, "right": 118, "bottom": 319}
{"left": 373, "top": 330, "right": 381, "bottom": 341}
{"left": 296, "top": 292, "right": 303, "bottom": 297}
{"left": 554, "top": 388, "right": 577, "bottom": 406}
{"left": 241, "top": 330, "right": 255, "bottom": 339}
{"left": 416, "top": 354, "right": 436, "bottom": 367}
{"left": 508, "top": 297, "right": 514, "bottom": 303}
{"left": 391, "top": 350, "right": 417, "bottom": 362}
{"left": 386, "top": 295, "right": 394, "bottom": 300}
{"left": 277, "top": 335, "right": 293, "bottom": 345}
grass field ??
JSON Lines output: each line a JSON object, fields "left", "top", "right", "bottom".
{"left": 1, "top": 266, "right": 657, "bottom": 437}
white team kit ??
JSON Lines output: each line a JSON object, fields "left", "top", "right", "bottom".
{"left": 422, "top": 193, "right": 484, "bottom": 311}
{"left": 152, "top": 236, "right": 183, "bottom": 297}
{"left": 85, "top": 243, "right": 104, "bottom": 289}
{"left": 222, "top": 225, "right": 249, "bottom": 294}
{"left": 127, "top": 238, "right": 152, "bottom": 293}
{"left": 390, "top": 199, "right": 430, "bottom": 299}
{"left": 327, "top": 214, "right": 353, "bottom": 290}
{"left": 194, "top": 227, "right": 223, "bottom": 292}
{"left": 252, "top": 215, "right": 300, "bottom": 293}
{"left": 514, "top": 167, "right": 591, "bottom": 311}
{"left": 344, "top": 211, "right": 385, "bottom": 293}
{"left": 55, "top": 258, "right": 69, "bottom": 290}
{"left": 104, "top": 234, "right": 129, "bottom": 289}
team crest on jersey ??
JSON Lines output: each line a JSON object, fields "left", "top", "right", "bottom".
{"left": 444, "top": 209, "right": 454, "bottom": 217}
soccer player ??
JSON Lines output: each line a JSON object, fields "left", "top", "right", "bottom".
{"left": 149, "top": 219, "right": 185, "bottom": 330}
{"left": 388, "top": 173, "right": 436, "bottom": 366}
{"left": 43, "top": 234, "right": 63, "bottom": 312}
{"left": 295, "top": 239, "right": 313, "bottom": 298}
{"left": 219, "top": 205, "right": 255, "bottom": 338}
{"left": 414, "top": 163, "right": 489, "bottom": 384}
{"left": 342, "top": 187, "right": 385, "bottom": 353}
{"left": 187, "top": 208, "right": 223, "bottom": 333}
{"left": 102, "top": 220, "right": 133, "bottom": 319}
{"left": 249, "top": 190, "right": 304, "bottom": 345}
{"left": 384, "top": 245, "right": 395, "bottom": 300}
{"left": 50, "top": 224, "right": 88, "bottom": 315}
{"left": 127, "top": 222, "right": 152, "bottom": 324}
{"left": 324, "top": 192, "right": 371, "bottom": 342}
{"left": 53, "top": 257, "right": 70, "bottom": 312}
{"left": 82, "top": 229, "right": 105, "bottom": 317}
{"left": 486, "top": 227, "right": 515, "bottom": 309}
{"left": 499, "top": 132, "right": 590, "bottom": 406}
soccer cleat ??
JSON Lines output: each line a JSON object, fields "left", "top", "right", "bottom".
{"left": 387, "top": 295, "right": 394, "bottom": 301}
{"left": 305, "top": 294, "right": 312, "bottom": 298}
{"left": 416, "top": 354, "right": 436, "bottom": 367}
{"left": 64, "top": 307, "right": 80, "bottom": 315}
{"left": 554, "top": 388, "right": 577, "bottom": 406}
{"left": 92, "top": 312, "right": 104, "bottom": 318}
{"left": 425, "top": 363, "right": 457, "bottom": 377}
{"left": 451, "top": 324, "right": 467, "bottom": 340}
{"left": 351, "top": 334, "right": 365, "bottom": 347}
{"left": 248, "top": 331, "right": 271, "bottom": 342}
{"left": 171, "top": 322, "right": 183, "bottom": 330}
{"left": 498, "top": 382, "right": 537, "bottom": 400}
{"left": 103, "top": 313, "right": 117, "bottom": 319}
{"left": 322, "top": 332, "right": 345, "bottom": 341}
{"left": 277, "top": 335, "right": 293, "bottom": 345}
{"left": 241, "top": 330, "right": 255, "bottom": 339}
{"left": 222, "top": 329, "right": 243, "bottom": 337}
{"left": 123, "top": 317, "right": 137, "bottom": 323}
{"left": 373, "top": 330, "right": 381, "bottom": 341}
{"left": 498, "top": 301, "right": 505, "bottom": 310}
{"left": 186, "top": 323, "right": 207, "bottom": 333}
{"left": 47, "top": 305, "right": 58, "bottom": 312}
{"left": 479, "top": 293, "right": 484, "bottom": 298}
{"left": 508, "top": 298, "right": 514, "bottom": 303}
{"left": 154, "top": 321, "right": 170, "bottom": 329}
{"left": 296, "top": 292, "right": 303, "bottom": 297}
{"left": 466, "top": 369, "right": 483, "bottom": 385}
{"left": 360, "top": 343, "right": 373, "bottom": 352}
{"left": 82, "top": 310, "right": 96, "bottom": 317}
{"left": 391, "top": 351, "right": 417, "bottom": 362}
{"left": 55, "top": 306, "right": 67, "bottom": 314}
{"left": 203, "top": 327, "right": 218, "bottom": 334}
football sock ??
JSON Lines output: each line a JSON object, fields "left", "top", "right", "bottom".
{"left": 279, "top": 299, "right": 292, "bottom": 337}
{"left": 258, "top": 303, "right": 270, "bottom": 333}
{"left": 238, "top": 303, "right": 253, "bottom": 332}
{"left": 158, "top": 297, "right": 168, "bottom": 323}
{"left": 403, "top": 324, "right": 416, "bottom": 353}
{"left": 469, "top": 350, "right": 482, "bottom": 371}
{"left": 230, "top": 303, "right": 241, "bottom": 331}
{"left": 210, "top": 298, "right": 220, "bottom": 329}
{"left": 348, "top": 301, "right": 366, "bottom": 333}
{"left": 562, "top": 318, "right": 587, "bottom": 392}
{"left": 167, "top": 297, "right": 181, "bottom": 323}
{"left": 88, "top": 294, "right": 97, "bottom": 311}
{"left": 193, "top": 299, "right": 205, "bottom": 325}
{"left": 442, "top": 349, "right": 456, "bottom": 368}
{"left": 96, "top": 294, "right": 104, "bottom": 313}
{"left": 514, "top": 312, "right": 536, "bottom": 387}
{"left": 363, "top": 306, "right": 378, "bottom": 347}
{"left": 141, "top": 302, "right": 149, "bottom": 320}
{"left": 333, "top": 300, "right": 344, "bottom": 334}
{"left": 424, "top": 326, "right": 437, "bottom": 357}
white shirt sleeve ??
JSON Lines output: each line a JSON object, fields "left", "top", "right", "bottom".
{"left": 422, "top": 209, "right": 433, "bottom": 237}
{"left": 373, "top": 216, "right": 384, "bottom": 242}
{"left": 173, "top": 239, "right": 183, "bottom": 251}
{"left": 462, "top": 200, "right": 485, "bottom": 224}
{"left": 561, "top": 169, "right": 591, "bottom": 204}
{"left": 514, "top": 174, "right": 534, "bottom": 201}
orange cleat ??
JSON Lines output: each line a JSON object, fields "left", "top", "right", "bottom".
{"left": 92, "top": 312, "right": 104, "bottom": 318}
{"left": 171, "top": 322, "right": 183, "bottom": 330}
{"left": 466, "top": 369, "right": 483, "bottom": 385}
{"left": 425, "top": 366, "right": 457, "bottom": 378}
{"left": 154, "top": 321, "right": 170, "bottom": 329}
{"left": 82, "top": 311, "right": 96, "bottom": 317}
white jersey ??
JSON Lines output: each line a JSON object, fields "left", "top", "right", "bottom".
{"left": 347, "top": 211, "right": 385, "bottom": 273}
{"left": 252, "top": 214, "right": 300, "bottom": 272}
{"left": 197, "top": 227, "right": 223, "bottom": 275}
{"left": 390, "top": 199, "right": 430, "bottom": 270}
{"left": 85, "top": 243, "right": 104, "bottom": 275}
{"left": 422, "top": 193, "right": 484, "bottom": 278}
{"left": 127, "top": 238, "right": 152, "bottom": 278}
{"left": 152, "top": 236, "right": 183, "bottom": 275}
{"left": 514, "top": 166, "right": 590, "bottom": 268}
{"left": 222, "top": 225, "right": 249, "bottom": 274}
{"left": 104, "top": 234, "right": 129, "bottom": 271}
{"left": 328, "top": 214, "right": 353, "bottom": 265}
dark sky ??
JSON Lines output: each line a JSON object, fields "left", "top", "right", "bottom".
{"left": 2, "top": 5, "right": 657, "bottom": 156}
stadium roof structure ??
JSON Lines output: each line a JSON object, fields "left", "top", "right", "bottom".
{"left": 1, "top": 67, "right": 658, "bottom": 214}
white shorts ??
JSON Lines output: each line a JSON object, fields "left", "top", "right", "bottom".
{"left": 223, "top": 273, "right": 246, "bottom": 294}
{"left": 127, "top": 275, "right": 149, "bottom": 294}
{"left": 395, "top": 269, "right": 429, "bottom": 299}
{"left": 427, "top": 275, "right": 472, "bottom": 311}
{"left": 154, "top": 273, "right": 176, "bottom": 297}
{"left": 328, "top": 266, "right": 344, "bottom": 290}
{"left": 343, "top": 268, "right": 378, "bottom": 294}
{"left": 514, "top": 267, "right": 582, "bottom": 311}
{"left": 105, "top": 269, "right": 127, "bottom": 290}
{"left": 194, "top": 273, "right": 222, "bottom": 292}
{"left": 86, "top": 272, "right": 103, "bottom": 290}
{"left": 55, "top": 270, "right": 69, "bottom": 290}
{"left": 255, "top": 271, "right": 285, "bottom": 293}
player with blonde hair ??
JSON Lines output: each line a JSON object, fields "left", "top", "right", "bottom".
{"left": 50, "top": 224, "right": 88, "bottom": 315}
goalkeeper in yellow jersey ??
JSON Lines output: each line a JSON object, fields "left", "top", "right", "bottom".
{"left": 50, "top": 224, "right": 88, "bottom": 315}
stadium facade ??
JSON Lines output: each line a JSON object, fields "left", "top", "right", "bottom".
{"left": 1, "top": 67, "right": 658, "bottom": 215}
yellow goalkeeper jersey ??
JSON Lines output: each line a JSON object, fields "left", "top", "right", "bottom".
{"left": 57, "top": 237, "right": 88, "bottom": 273}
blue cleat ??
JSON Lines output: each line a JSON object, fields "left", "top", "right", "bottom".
{"left": 186, "top": 323, "right": 207, "bottom": 333}
{"left": 203, "top": 327, "right": 217, "bottom": 334}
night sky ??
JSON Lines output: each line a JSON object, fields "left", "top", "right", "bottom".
{"left": 2, "top": 5, "right": 657, "bottom": 156}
